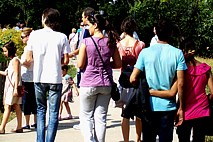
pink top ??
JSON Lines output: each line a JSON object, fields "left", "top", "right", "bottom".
{"left": 117, "top": 40, "right": 145, "bottom": 69}
{"left": 184, "top": 63, "right": 211, "bottom": 120}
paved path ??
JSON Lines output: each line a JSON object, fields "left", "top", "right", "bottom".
{"left": 0, "top": 60, "right": 179, "bottom": 142}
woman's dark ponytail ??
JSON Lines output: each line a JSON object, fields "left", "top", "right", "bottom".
{"left": 105, "top": 22, "right": 120, "bottom": 49}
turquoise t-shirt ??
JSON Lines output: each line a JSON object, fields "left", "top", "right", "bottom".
{"left": 135, "top": 43, "right": 187, "bottom": 111}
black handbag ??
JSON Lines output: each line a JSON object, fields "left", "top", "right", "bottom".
{"left": 91, "top": 37, "right": 120, "bottom": 101}
{"left": 119, "top": 66, "right": 134, "bottom": 88}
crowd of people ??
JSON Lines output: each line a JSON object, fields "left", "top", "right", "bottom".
{"left": 0, "top": 6, "right": 213, "bottom": 142}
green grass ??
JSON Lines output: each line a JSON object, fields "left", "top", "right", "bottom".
{"left": 196, "top": 57, "right": 213, "bottom": 141}
{"left": 0, "top": 111, "right": 16, "bottom": 123}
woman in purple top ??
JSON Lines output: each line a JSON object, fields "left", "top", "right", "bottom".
{"left": 77, "top": 14, "right": 122, "bottom": 142}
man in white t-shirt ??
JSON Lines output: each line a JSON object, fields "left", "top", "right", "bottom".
{"left": 26, "top": 8, "right": 70, "bottom": 142}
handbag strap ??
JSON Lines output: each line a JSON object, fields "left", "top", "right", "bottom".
{"left": 90, "top": 37, "right": 113, "bottom": 84}
{"left": 7, "top": 75, "right": 15, "bottom": 88}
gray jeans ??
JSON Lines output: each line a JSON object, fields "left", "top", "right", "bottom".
{"left": 79, "top": 86, "right": 111, "bottom": 142}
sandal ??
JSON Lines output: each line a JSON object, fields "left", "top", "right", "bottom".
{"left": 11, "top": 128, "right": 23, "bottom": 133}
{"left": 0, "top": 129, "right": 5, "bottom": 134}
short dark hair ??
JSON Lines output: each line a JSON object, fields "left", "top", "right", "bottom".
{"left": 61, "top": 64, "right": 69, "bottom": 71}
{"left": 155, "top": 19, "right": 173, "bottom": 42}
{"left": 121, "top": 17, "right": 136, "bottom": 36}
{"left": 83, "top": 7, "right": 95, "bottom": 17}
{"left": 42, "top": 8, "right": 60, "bottom": 31}
{"left": 3, "top": 41, "right": 16, "bottom": 57}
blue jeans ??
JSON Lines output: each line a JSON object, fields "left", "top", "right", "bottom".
{"left": 34, "top": 83, "right": 62, "bottom": 142}
{"left": 142, "top": 110, "right": 176, "bottom": 142}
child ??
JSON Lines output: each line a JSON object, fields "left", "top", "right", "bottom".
{"left": 0, "top": 41, "right": 23, "bottom": 133}
{"left": 59, "top": 65, "right": 79, "bottom": 120}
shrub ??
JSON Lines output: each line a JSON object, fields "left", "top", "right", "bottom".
{"left": 0, "top": 28, "right": 24, "bottom": 60}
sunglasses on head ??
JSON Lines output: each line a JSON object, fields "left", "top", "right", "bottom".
{"left": 21, "top": 35, "right": 28, "bottom": 39}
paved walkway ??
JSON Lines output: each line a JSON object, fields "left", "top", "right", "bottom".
{"left": 0, "top": 60, "right": 179, "bottom": 142}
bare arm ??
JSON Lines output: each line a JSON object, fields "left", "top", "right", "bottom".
{"left": 72, "top": 83, "right": 79, "bottom": 96}
{"left": 26, "top": 51, "right": 33, "bottom": 63}
{"left": 12, "top": 58, "right": 21, "bottom": 96}
{"left": 111, "top": 47, "right": 122, "bottom": 69}
{"left": 68, "top": 48, "right": 79, "bottom": 58}
{"left": 77, "top": 43, "right": 86, "bottom": 69}
{"left": 63, "top": 53, "right": 69, "bottom": 65}
{"left": 149, "top": 81, "right": 178, "bottom": 98}
{"left": 130, "top": 67, "right": 142, "bottom": 85}
{"left": 21, "top": 58, "right": 32, "bottom": 68}
{"left": 207, "top": 70, "right": 213, "bottom": 100}
{"left": 175, "top": 70, "right": 185, "bottom": 126}
{"left": 0, "top": 70, "right": 7, "bottom": 76}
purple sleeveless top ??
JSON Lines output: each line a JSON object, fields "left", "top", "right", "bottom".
{"left": 80, "top": 37, "right": 115, "bottom": 87}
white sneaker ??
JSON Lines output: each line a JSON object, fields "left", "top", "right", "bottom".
{"left": 73, "top": 124, "right": 80, "bottom": 130}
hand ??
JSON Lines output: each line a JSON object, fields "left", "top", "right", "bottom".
{"left": 76, "top": 91, "right": 79, "bottom": 96}
{"left": 13, "top": 88, "right": 19, "bottom": 97}
{"left": 175, "top": 108, "right": 184, "bottom": 127}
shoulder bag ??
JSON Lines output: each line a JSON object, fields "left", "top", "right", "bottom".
{"left": 91, "top": 37, "right": 120, "bottom": 101}
{"left": 7, "top": 75, "right": 25, "bottom": 97}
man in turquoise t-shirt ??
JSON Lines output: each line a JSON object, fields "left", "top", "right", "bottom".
{"left": 130, "top": 19, "right": 187, "bottom": 142}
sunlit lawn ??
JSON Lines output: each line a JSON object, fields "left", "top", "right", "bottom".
{"left": 0, "top": 111, "right": 16, "bottom": 123}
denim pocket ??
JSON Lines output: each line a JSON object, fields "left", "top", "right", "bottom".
{"left": 50, "top": 84, "right": 62, "bottom": 91}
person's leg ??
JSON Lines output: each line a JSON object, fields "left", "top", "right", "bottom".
{"left": 80, "top": 87, "right": 98, "bottom": 142}
{"left": 192, "top": 117, "right": 209, "bottom": 142}
{"left": 176, "top": 120, "right": 192, "bottom": 142}
{"left": 46, "top": 83, "right": 62, "bottom": 142}
{"left": 22, "top": 82, "right": 31, "bottom": 127}
{"left": 93, "top": 87, "right": 111, "bottom": 142}
{"left": 34, "top": 83, "right": 48, "bottom": 142}
{"left": 121, "top": 118, "right": 130, "bottom": 142}
{"left": 13, "top": 104, "right": 22, "bottom": 130}
{"left": 33, "top": 114, "right": 37, "bottom": 127}
{"left": 64, "top": 102, "right": 72, "bottom": 118}
{"left": 158, "top": 111, "right": 176, "bottom": 142}
{"left": 24, "top": 115, "right": 30, "bottom": 126}
{"left": 29, "top": 82, "right": 37, "bottom": 126}
{"left": 135, "top": 117, "right": 142, "bottom": 142}
{"left": 0, "top": 105, "right": 11, "bottom": 132}
{"left": 142, "top": 111, "right": 158, "bottom": 142}
{"left": 58, "top": 101, "right": 63, "bottom": 120}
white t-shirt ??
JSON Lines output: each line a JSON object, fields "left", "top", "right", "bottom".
{"left": 150, "top": 35, "right": 158, "bottom": 46}
{"left": 21, "top": 47, "right": 34, "bottom": 82}
{"left": 26, "top": 27, "right": 71, "bottom": 83}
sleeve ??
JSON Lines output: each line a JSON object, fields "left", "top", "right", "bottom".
{"left": 177, "top": 50, "right": 187, "bottom": 71}
{"left": 62, "top": 35, "right": 71, "bottom": 54}
{"left": 134, "top": 50, "right": 145, "bottom": 71}
{"left": 70, "top": 33, "right": 79, "bottom": 51}
{"left": 135, "top": 41, "right": 145, "bottom": 59}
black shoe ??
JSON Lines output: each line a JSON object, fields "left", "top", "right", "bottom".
{"left": 31, "top": 123, "right": 37, "bottom": 129}
{"left": 22, "top": 125, "right": 30, "bottom": 129}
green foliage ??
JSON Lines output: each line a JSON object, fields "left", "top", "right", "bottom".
{"left": 0, "top": 29, "right": 24, "bottom": 59}
{"left": 67, "top": 64, "right": 77, "bottom": 79}
{"left": 0, "top": 0, "right": 212, "bottom": 57}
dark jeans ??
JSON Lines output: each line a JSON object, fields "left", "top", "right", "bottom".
{"left": 142, "top": 110, "right": 176, "bottom": 142}
{"left": 22, "top": 82, "right": 37, "bottom": 115}
{"left": 176, "top": 117, "right": 209, "bottom": 142}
